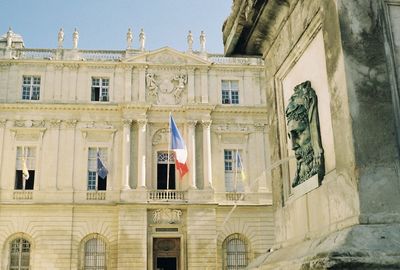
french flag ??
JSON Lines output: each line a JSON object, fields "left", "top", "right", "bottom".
{"left": 170, "top": 114, "right": 189, "bottom": 179}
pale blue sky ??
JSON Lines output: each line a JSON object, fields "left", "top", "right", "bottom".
{"left": 0, "top": 0, "right": 232, "bottom": 53}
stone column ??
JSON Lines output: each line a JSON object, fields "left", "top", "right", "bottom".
{"left": 122, "top": 119, "right": 132, "bottom": 190}
{"left": 187, "top": 120, "right": 197, "bottom": 189}
{"left": 187, "top": 68, "right": 195, "bottom": 103}
{"left": 202, "top": 120, "right": 212, "bottom": 189}
{"left": 200, "top": 69, "right": 208, "bottom": 103}
{"left": 138, "top": 67, "right": 146, "bottom": 102}
{"left": 137, "top": 120, "right": 147, "bottom": 189}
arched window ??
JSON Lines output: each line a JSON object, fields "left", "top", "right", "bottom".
{"left": 9, "top": 238, "right": 31, "bottom": 270}
{"left": 223, "top": 233, "right": 249, "bottom": 270}
{"left": 84, "top": 237, "right": 106, "bottom": 270}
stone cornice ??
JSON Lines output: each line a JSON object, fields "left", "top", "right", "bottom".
{"left": 0, "top": 103, "right": 120, "bottom": 112}
{"left": 0, "top": 103, "right": 267, "bottom": 116}
{"left": 213, "top": 105, "right": 268, "bottom": 114}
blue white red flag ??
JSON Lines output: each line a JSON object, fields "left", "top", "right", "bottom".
{"left": 170, "top": 115, "right": 189, "bottom": 179}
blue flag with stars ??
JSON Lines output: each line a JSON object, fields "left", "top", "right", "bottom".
{"left": 97, "top": 152, "right": 108, "bottom": 179}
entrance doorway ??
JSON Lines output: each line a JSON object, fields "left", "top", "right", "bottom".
{"left": 156, "top": 257, "right": 177, "bottom": 270}
{"left": 157, "top": 152, "right": 176, "bottom": 190}
{"left": 153, "top": 238, "right": 180, "bottom": 270}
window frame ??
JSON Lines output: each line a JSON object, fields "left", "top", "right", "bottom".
{"left": 221, "top": 80, "right": 239, "bottom": 105}
{"left": 87, "top": 147, "right": 108, "bottom": 191}
{"left": 224, "top": 149, "right": 245, "bottom": 192}
{"left": 222, "top": 233, "right": 250, "bottom": 270}
{"left": 8, "top": 237, "right": 31, "bottom": 270}
{"left": 80, "top": 234, "right": 109, "bottom": 270}
{"left": 15, "top": 146, "right": 36, "bottom": 190}
{"left": 21, "top": 75, "right": 41, "bottom": 101}
{"left": 91, "top": 77, "right": 110, "bottom": 102}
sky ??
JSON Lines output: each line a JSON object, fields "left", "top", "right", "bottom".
{"left": 0, "top": 0, "right": 232, "bottom": 53}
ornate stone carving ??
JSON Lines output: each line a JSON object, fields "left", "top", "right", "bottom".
{"left": 152, "top": 128, "right": 169, "bottom": 145}
{"left": 48, "top": 119, "right": 61, "bottom": 128}
{"left": 0, "top": 119, "right": 7, "bottom": 128}
{"left": 145, "top": 72, "right": 187, "bottom": 105}
{"left": 64, "top": 120, "right": 78, "bottom": 128}
{"left": 14, "top": 120, "right": 45, "bottom": 128}
{"left": 152, "top": 208, "right": 182, "bottom": 224}
{"left": 285, "top": 81, "right": 324, "bottom": 188}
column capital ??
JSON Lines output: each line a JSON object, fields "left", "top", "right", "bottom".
{"left": 0, "top": 119, "right": 7, "bottom": 128}
{"left": 201, "top": 120, "right": 212, "bottom": 128}
{"left": 187, "top": 120, "right": 198, "bottom": 128}
{"left": 123, "top": 119, "right": 132, "bottom": 127}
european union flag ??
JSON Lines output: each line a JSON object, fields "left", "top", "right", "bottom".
{"left": 97, "top": 152, "right": 108, "bottom": 179}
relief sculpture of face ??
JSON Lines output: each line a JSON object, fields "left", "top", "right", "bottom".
{"left": 285, "top": 81, "right": 324, "bottom": 188}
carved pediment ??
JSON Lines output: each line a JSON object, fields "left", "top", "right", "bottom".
{"left": 124, "top": 47, "right": 209, "bottom": 65}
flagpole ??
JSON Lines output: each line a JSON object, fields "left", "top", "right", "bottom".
{"left": 22, "top": 147, "right": 26, "bottom": 190}
{"left": 234, "top": 149, "right": 238, "bottom": 193}
{"left": 167, "top": 113, "right": 171, "bottom": 190}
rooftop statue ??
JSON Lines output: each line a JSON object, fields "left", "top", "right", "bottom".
{"left": 285, "top": 81, "right": 324, "bottom": 188}
{"left": 57, "top": 28, "right": 64, "bottom": 48}
{"left": 187, "top": 30, "right": 193, "bottom": 53}
{"left": 126, "top": 28, "right": 133, "bottom": 49}
{"left": 200, "top": 30, "right": 206, "bottom": 53}
{"left": 72, "top": 28, "right": 79, "bottom": 49}
{"left": 6, "top": 27, "right": 13, "bottom": 48}
{"left": 139, "top": 28, "right": 145, "bottom": 51}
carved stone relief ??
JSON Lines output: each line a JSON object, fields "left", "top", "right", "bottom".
{"left": 146, "top": 72, "right": 187, "bottom": 105}
{"left": 285, "top": 81, "right": 324, "bottom": 187}
{"left": 152, "top": 128, "right": 169, "bottom": 145}
{"left": 152, "top": 208, "right": 182, "bottom": 224}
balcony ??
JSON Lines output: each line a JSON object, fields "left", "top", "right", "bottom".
{"left": 86, "top": 191, "right": 106, "bottom": 200}
{"left": 148, "top": 190, "right": 186, "bottom": 202}
{"left": 13, "top": 190, "right": 33, "bottom": 200}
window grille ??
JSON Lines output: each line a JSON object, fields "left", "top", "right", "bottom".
{"left": 87, "top": 147, "right": 108, "bottom": 191}
{"left": 223, "top": 234, "right": 249, "bottom": 270}
{"left": 22, "top": 76, "right": 40, "bottom": 100}
{"left": 221, "top": 80, "right": 239, "bottom": 104}
{"left": 91, "top": 78, "right": 109, "bottom": 102}
{"left": 84, "top": 238, "right": 106, "bottom": 270}
{"left": 157, "top": 152, "right": 175, "bottom": 164}
{"left": 9, "top": 238, "right": 30, "bottom": 270}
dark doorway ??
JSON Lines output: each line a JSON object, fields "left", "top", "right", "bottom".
{"left": 157, "top": 163, "right": 176, "bottom": 189}
{"left": 156, "top": 257, "right": 177, "bottom": 270}
{"left": 153, "top": 238, "right": 180, "bottom": 270}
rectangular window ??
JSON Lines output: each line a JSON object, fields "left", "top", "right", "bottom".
{"left": 88, "top": 147, "right": 108, "bottom": 191}
{"left": 221, "top": 80, "right": 239, "bottom": 104}
{"left": 22, "top": 76, "right": 40, "bottom": 100}
{"left": 224, "top": 149, "right": 245, "bottom": 192}
{"left": 91, "top": 77, "right": 109, "bottom": 102}
{"left": 15, "top": 146, "right": 36, "bottom": 190}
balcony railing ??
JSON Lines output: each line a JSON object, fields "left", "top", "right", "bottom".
{"left": 225, "top": 192, "right": 245, "bottom": 201}
{"left": 148, "top": 190, "right": 186, "bottom": 202}
{"left": 86, "top": 191, "right": 106, "bottom": 200}
{"left": 13, "top": 190, "right": 33, "bottom": 200}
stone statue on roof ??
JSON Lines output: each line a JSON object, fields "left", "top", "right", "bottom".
{"left": 72, "top": 28, "right": 79, "bottom": 49}
{"left": 57, "top": 28, "right": 64, "bottom": 48}
{"left": 126, "top": 28, "right": 133, "bottom": 49}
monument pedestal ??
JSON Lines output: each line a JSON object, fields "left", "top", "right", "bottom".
{"left": 252, "top": 224, "right": 400, "bottom": 270}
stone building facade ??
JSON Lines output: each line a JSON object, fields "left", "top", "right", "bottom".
{"left": 224, "top": 0, "right": 400, "bottom": 269}
{"left": 0, "top": 30, "right": 274, "bottom": 269}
